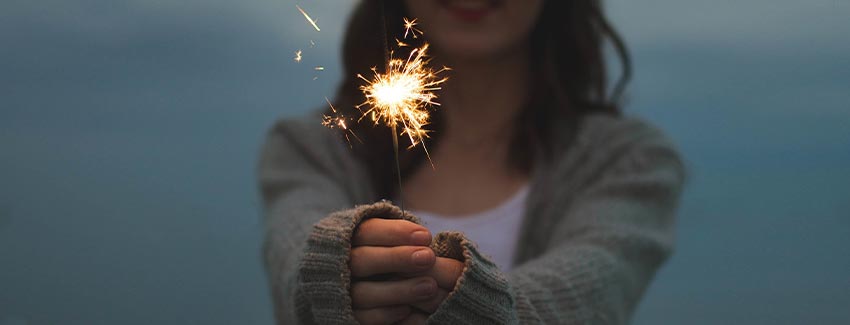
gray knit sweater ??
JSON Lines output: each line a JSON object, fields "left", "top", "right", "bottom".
{"left": 258, "top": 112, "right": 685, "bottom": 324}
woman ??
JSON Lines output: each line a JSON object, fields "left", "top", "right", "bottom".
{"left": 259, "top": 0, "right": 685, "bottom": 324}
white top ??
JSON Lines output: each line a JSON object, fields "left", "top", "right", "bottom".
{"left": 409, "top": 185, "right": 530, "bottom": 272}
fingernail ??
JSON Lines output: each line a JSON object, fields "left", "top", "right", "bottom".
{"left": 411, "top": 231, "right": 431, "bottom": 246}
{"left": 411, "top": 249, "right": 433, "bottom": 267}
{"left": 412, "top": 279, "right": 436, "bottom": 296}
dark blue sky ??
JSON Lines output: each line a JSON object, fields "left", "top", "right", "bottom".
{"left": 1, "top": 1, "right": 848, "bottom": 324}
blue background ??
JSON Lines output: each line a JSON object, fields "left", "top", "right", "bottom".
{"left": 1, "top": 1, "right": 848, "bottom": 324}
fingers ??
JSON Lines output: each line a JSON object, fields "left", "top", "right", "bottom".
{"left": 428, "top": 257, "right": 464, "bottom": 290}
{"left": 408, "top": 257, "right": 464, "bottom": 290}
{"left": 351, "top": 276, "right": 437, "bottom": 309}
{"left": 395, "top": 311, "right": 428, "bottom": 325}
{"left": 411, "top": 288, "right": 449, "bottom": 314}
{"left": 353, "top": 305, "right": 412, "bottom": 325}
{"left": 350, "top": 246, "right": 435, "bottom": 277}
{"left": 353, "top": 218, "right": 431, "bottom": 247}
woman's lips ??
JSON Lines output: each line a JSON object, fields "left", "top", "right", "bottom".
{"left": 438, "top": 0, "right": 501, "bottom": 22}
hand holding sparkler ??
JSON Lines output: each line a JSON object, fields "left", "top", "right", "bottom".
{"left": 350, "top": 218, "right": 463, "bottom": 324}
{"left": 341, "top": 15, "right": 458, "bottom": 324}
{"left": 301, "top": 8, "right": 461, "bottom": 322}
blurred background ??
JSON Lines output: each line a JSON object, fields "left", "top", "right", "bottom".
{"left": 1, "top": 0, "right": 848, "bottom": 324}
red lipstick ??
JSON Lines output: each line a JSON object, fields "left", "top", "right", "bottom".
{"left": 438, "top": 0, "right": 500, "bottom": 23}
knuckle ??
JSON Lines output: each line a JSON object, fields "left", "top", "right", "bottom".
{"left": 349, "top": 248, "right": 368, "bottom": 275}
{"left": 389, "top": 221, "right": 413, "bottom": 240}
{"left": 356, "top": 219, "right": 375, "bottom": 234}
{"left": 393, "top": 246, "right": 412, "bottom": 265}
{"left": 353, "top": 311, "right": 369, "bottom": 325}
{"left": 450, "top": 259, "right": 464, "bottom": 275}
{"left": 350, "top": 247, "right": 362, "bottom": 263}
{"left": 354, "top": 309, "right": 382, "bottom": 325}
{"left": 393, "top": 279, "right": 412, "bottom": 297}
{"left": 349, "top": 282, "right": 366, "bottom": 303}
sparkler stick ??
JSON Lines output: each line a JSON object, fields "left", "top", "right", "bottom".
{"left": 391, "top": 123, "right": 403, "bottom": 212}
{"left": 352, "top": 4, "right": 449, "bottom": 213}
{"left": 383, "top": 2, "right": 406, "bottom": 214}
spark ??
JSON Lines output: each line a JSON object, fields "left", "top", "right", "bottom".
{"left": 322, "top": 97, "right": 362, "bottom": 147}
{"left": 403, "top": 17, "right": 423, "bottom": 39}
{"left": 296, "top": 5, "right": 321, "bottom": 32}
{"left": 395, "top": 38, "right": 409, "bottom": 48}
{"left": 293, "top": 50, "right": 302, "bottom": 63}
{"left": 309, "top": 40, "right": 316, "bottom": 48}
{"left": 314, "top": 66, "right": 325, "bottom": 71}
{"left": 357, "top": 43, "right": 449, "bottom": 162}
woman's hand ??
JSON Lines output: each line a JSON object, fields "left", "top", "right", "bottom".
{"left": 350, "top": 218, "right": 437, "bottom": 324}
{"left": 395, "top": 256, "right": 464, "bottom": 324}
{"left": 349, "top": 218, "right": 465, "bottom": 324}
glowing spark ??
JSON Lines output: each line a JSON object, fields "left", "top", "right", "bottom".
{"left": 314, "top": 66, "right": 325, "bottom": 71}
{"left": 395, "top": 38, "right": 409, "bottom": 48}
{"left": 293, "top": 50, "right": 302, "bottom": 63}
{"left": 296, "top": 5, "right": 321, "bottom": 32}
{"left": 309, "top": 40, "right": 316, "bottom": 48}
{"left": 403, "top": 17, "right": 423, "bottom": 39}
{"left": 322, "top": 97, "right": 362, "bottom": 147}
{"left": 357, "top": 43, "right": 449, "bottom": 161}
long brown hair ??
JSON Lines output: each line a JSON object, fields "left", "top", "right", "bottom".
{"left": 330, "top": 0, "right": 632, "bottom": 199}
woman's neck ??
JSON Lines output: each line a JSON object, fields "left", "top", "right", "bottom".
{"left": 401, "top": 48, "right": 533, "bottom": 216}
{"left": 436, "top": 48, "right": 531, "bottom": 148}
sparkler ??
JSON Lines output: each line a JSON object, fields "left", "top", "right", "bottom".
{"left": 355, "top": 15, "right": 449, "bottom": 212}
{"left": 305, "top": 4, "right": 449, "bottom": 212}
{"left": 356, "top": 43, "right": 449, "bottom": 160}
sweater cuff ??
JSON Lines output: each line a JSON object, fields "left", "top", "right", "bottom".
{"left": 428, "top": 232, "right": 518, "bottom": 324}
{"left": 298, "top": 201, "right": 418, "bottom": 324}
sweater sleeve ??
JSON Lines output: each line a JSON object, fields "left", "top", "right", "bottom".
{"left": 424, "top": 128, "right": 685, "bottom": 325}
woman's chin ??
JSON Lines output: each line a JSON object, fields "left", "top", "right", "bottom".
{"left": 434, "top": 42, "right": 519, "bottom": 63}
{"left": 430, "top": 38, "right": 504, "bottom": 61}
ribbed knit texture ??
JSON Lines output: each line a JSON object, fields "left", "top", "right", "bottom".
{"left": 258, "top": 112, "right": 685, "bottom": 324}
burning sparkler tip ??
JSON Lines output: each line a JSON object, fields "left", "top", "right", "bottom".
{"left": 357, "top": 39, "right": 447, "bottom": 157}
